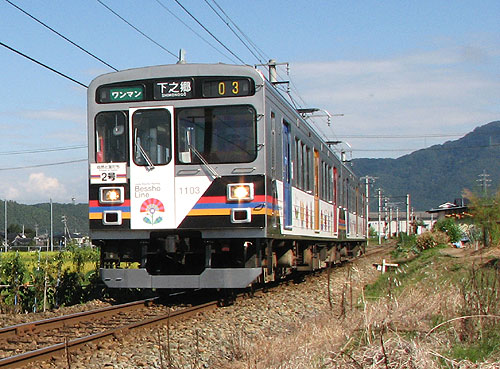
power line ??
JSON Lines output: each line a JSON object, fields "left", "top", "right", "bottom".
{"left": 339, "top": 133, "right": 465, "bottom": 139}
{"left": 352, "top": 142, "right": 500, "bottom": 152}
{"left": 172, "top": 0, "right": 246, "bottom": 64}
{"left": 0, "top": 159, "right": 87, "bottom": 171}
{"left": 96, "top": 0, "right": 178, "bottom": 59}
{"left": 209, "top": 0, "right": 269, "bottom": 63}
{"left": 0, "top": 41, "right": 87, "bottom": 88}
{"left": 0, "top": 145, "right": 87, "bottom": 156}
{"left": 4, "top": 0, "right": 118, "bottom": 71}
{"left": 204, "top": 0, "right": 263, "bottom": 64}
{"left": 153, "top": 0, "right": 231, "bottom": 63}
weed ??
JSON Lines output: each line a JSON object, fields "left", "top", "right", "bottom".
{"left": 450, "top": 328, "right": 500, "bottom": 362}
{"left": 392, "top": 233, "right": 418, "bottom": 258}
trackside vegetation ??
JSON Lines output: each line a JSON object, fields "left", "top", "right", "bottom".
{"left": 0, "top": 245, "right": 100, "bottom": 313}
{"left": 363, "top": 244, "right": 500, "bottom": 366}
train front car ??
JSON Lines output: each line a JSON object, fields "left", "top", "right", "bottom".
{"left": 88, "top": 63, "right": 367, "bottom": 291}
{"left": 89, "top": 64, "right": 267, "bottom": 289}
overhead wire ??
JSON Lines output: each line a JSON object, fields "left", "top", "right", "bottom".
{"left": 4, "top": 0, "right": 118, "bottom": 71}
{"left": 339, "top": 133, "right": 465, "bottom": 139}
{"left": 209, "top": 0, "right": 269, "bottom": 63}
{"left": 153, "top": 0, "right": 232, "bottom": 63}
{"left": 0, "top": 41, "right": 87, "bottom": 88}
{"left": 172, "top": 0, "right": 245, "bottom": 64}
{"left": 203, "top": 0, "right": 263, "bottom": 64}
{"left": 95, "top": 0, "right": 178, "bottom": 59}
{"left": 352, "top": 142, "right": 500, "bottom": 152}
{"left": 0, "top": 159, "right": 87, "bottom": 171}
{"left": 0, "top": 145, "right": 87, "bottom": 156}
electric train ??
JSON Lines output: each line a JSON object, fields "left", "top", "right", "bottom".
{"left": 87, "top": 63, "right": 366, "bottom": 290}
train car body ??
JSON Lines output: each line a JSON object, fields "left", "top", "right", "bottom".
{"left": 87, "top": 63, "right": 366, "bottom": 290}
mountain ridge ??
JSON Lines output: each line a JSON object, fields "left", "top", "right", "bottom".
{"left": 0, "top": 201, "right": 88, "bottom": 236}
{"left": 352, "top": 120, "right": 500, "bottom": 211}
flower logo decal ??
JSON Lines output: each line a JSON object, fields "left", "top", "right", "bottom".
{"left": 140, "top": 198, "right": 165, "bottom": 225}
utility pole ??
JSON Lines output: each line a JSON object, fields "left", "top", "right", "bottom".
{"left": 477, "top": 170, "right": 491, "bottom": 195}
{"left": 61, "top": 215, "right": 67, "bottom": 248}
{"left": 384, "top": 197, "right": 389, "bottom": 239}
{"left": 361, "top": 176, "right": 377, "bottom": 244}
{"left": 406, "top": 194, "right": 411, "bottom": 235}
{"left": 50, "top": 199, "right": 53, "bottom": 252}
{"left": 396, "top": 207, "right": 400, "bottom": 237}
{"left": 61, "top": 215, "right": 71, "bottom": 248}
{"left": 4, "top": 200, "right": 7, "bottom": 252}
{"left": 389, "top": 206, "right": 393, "bottom": 238}
{"left": 377, "top": 189, "right": 382, "bottom": 245}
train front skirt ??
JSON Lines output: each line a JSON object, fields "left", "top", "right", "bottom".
{"left": 100, "top": 267, "right": 262, "bottom": 289}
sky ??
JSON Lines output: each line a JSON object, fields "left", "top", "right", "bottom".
{"left": 0, "top": 0, "right": 499, "bottom": 204}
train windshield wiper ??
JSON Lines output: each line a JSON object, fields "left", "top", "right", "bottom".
{"left": 186, "top": 128, "right": 220, "bottom": 179}
{"left": 134, "top": 130, "right": 155, "bottom": 171}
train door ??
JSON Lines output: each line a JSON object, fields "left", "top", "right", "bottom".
{"left": 129, "top": 106, "right": 176, "bottom": 229}
{"left": 282, "top": 121, "right": 292, "bottom": 228}
{"left": 333, "top": 167, "right": 338, "bottom": 235}
{"left": 314, "top": 150, "right": 320, "bottom": 231}
{"left": 355, "top": 185, "right": 360, "bottom": 236}
{"left": 345, "top": 177, "right": 350, "bottom": 236}
{"left": 271, "top": 112, "right": 276, "bottom": 178}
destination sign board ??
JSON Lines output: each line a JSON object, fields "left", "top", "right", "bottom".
{"left": 98, "top": 86, "right": 144, "bottom": 103}
{"left": 154, "top": 78, "right": 194, "bottom": 100}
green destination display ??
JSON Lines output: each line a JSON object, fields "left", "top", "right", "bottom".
{"left": 98, "top": 86, "right": 145, "bottom": 103}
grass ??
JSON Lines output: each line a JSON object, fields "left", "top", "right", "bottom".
{"left": 209, "top": 244, "right": 500, "bottom": 368}
{"left": 450, "top": 329, "right": 500, "bottom": 362}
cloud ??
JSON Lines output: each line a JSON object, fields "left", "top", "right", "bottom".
{"left": 0, "top": 172, "right": 69, "bottom": 204}
{"left": 27, "top": 173, "right": 65, "bottom": 193}
{"left": 21, "top": 108, "right": 85, "bottom": 125}
{"left": 289, "top": 46, "right": 500, "bottom": 158}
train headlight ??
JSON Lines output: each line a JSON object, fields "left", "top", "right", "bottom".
{"left": 99, "top": 187, "right": 124, "bottom": 204}
{"left": 227, "top": 183, "right": 254, "bottom": 202}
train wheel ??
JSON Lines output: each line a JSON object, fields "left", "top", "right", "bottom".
{"left": 217, "top": 289, "right": 236, "bottom": 307}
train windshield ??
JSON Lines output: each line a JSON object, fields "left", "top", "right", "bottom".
{"left": 95, "top": 111, "right": 128, "bottom": 163}
{"left": 132, "top": 109, "right": 172, "bottom": 166}
{"left": 176, "top": 105, "right": 256, "bottom": 164}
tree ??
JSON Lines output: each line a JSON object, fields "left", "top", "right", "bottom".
{"left": 463, "top": 188, "right": 500, "bottom": 247}
{"left": 433, "top": 217, "right": 462, "bottom": 243}
{"left": 7, "top": 224, "right": 22, "bottom": 235}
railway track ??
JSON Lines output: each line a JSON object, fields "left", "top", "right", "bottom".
{"left": 0, "top": 298, "right": 218, "bottom": 368}
{"left": 0, "top": 244, "right": 389, "bottom": 368}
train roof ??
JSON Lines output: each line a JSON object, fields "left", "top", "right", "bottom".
{"left": 88, "top": 63, "right": 265, "bottom": 89}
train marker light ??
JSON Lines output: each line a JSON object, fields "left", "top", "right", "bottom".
{"left": 227, "top": 183, "right": 254, "bottom": 201}
{"left": 99, "top": 187, "right": 124, "bottom": 204}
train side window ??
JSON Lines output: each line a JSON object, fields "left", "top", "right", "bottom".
{"left": 300, "top": 143, "right": 305, "bottom": 190}
{"left": 294, "top": 138, "right": 300, "bottom": 188}
{"left": 305, "top": 146, "right": 311, "bottom": 192}
{"left": 333, "top": 167, "right": 338, "bottom": 206}
{"left": 271, "top": 112, "right": 276, "bottom": 177}
{"left": 95, "top": 111, "right": 128, "bottom": 163}
{"left": 132, "top": 109, "right": 172, "bottom": 166}
{"left": 328, "top": 166, "right": 333, "bottom": 202}
{"left": 321, "top": 162, "right": 328, "bottom": 200}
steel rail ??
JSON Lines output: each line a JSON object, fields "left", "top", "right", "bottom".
{"left": 0, "top": 300, "right": 217, "bottom": 368}
{"left": 0, "top": 298, "right": 157, "bottom": 340}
